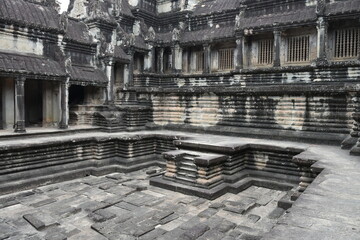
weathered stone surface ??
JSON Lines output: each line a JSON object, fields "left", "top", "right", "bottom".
{"left": 198, "top": 208, "right": 218, "bottom": 218}
{"left": 23, "top": 213, "right": 58, "bottom": 230}
{"left": 197, "top": 229, "right": 226, "bottom": 240}
{"left": 93, "top": 209, "right": 116, "bottom": 221}
{"left": 180, "top": 223, "right": 210, "bottom": 240}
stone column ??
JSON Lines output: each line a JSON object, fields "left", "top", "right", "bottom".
{"left": 14, "top": 76, "right": 26, "bottom": 133}
{"left": 203, "top": 43, "right": 211, "bottom": 74}
{"left": 350, "top": 95, "right": 360, "bottom": 155}
{"left": 158, "top": 48, "right": 164, "bottom": 74}
{"left": 105, "top": 59, "right": 115, "bottom": 104}
{"left": 128, "top": 48, "right": 135, "bottom": 87}
{"left": 316, "top": 17, "right": 328, "bottom": 65}
{"left": 172, "top": 43, "right": 182, "bottom": 73}
{"left": 123, "top": 63, "right": 130, "bottom": 90}
{"left": 150, "top": 45, "right": 156, "bottom": 73}
{"left": 171, "top": 44, "right": 176, "bottom": 73}
{"left": 273, "top": 29, "right": 281, "bottom": 67}
{"left": 59, "top": 79, "right": 69, "bottom": 129}
{"left": 235, "top": 32, "right": 244, "bottom": 70}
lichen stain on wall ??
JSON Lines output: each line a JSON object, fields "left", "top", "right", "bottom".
{"left": 152, "top": 94, "right": 186, "bottom": 126}
{"left": 274, "top": 96, "right": 306, "bottom": 131}
{"left": 152, "top": 93, "right": 221, "bottom": 127}
{"left": 187, "top": 93, "right": 221, "bottom": 126}
{"left": 0, "top": 33, "right": 43, "bottom": 55}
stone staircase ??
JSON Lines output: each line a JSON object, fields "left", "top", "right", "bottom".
{"left": 150, "top": 138, "right": 323, "bottom": 207}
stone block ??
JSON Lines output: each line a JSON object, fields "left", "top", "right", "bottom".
{"left": 139, "top": 228, "right": 167, "bottom": 240}
{"left": 93, "top": 209, "right": 116, "bottom": 221}
{"left": 248, "top": 214, "right": 261, "bottom": 223}
{"left": 23, "top": 213, "right": 59, "bottom": 230}
{"left": 44, "top": 227, "right": 68, "bottom": 240}
{"left": 209, "top": 202, "right": 225, "bottom": 209}
{"left": 160, "top": 213, "right": 179, "bottom": 225}
{"left": 197, "top": 229, "right": 225, "bottom": 240}
{"left": 157, "top": 228, "right": 185, "bottom": 240}
{"left": 238, "top": 233, "right": 262, "bottom": 240}
{"left": 213, "top": 220, "right": 236, "bottom": 233}
{"left": 224, "top": 206, "right": 245, "bottom": 214}
{"left": 115, "top": 201, "right": 138, "bottom": 211}
{"left": 179, "top": 223, "right": 210, "bottom": 240}
{"left": 98, "top": 182, "right": 117, "bottom": 190}
{"left": 268, "top": 208, "right": 285, "bottom": 219}
{"left": 0, "top": 196, "right": 19, "bottom": 209}
{"left": 179, "top": 217, "right": 202, "bottom": 230}
{"left": 29, "top": 198, "right": 57, "bottom": 208}
{"left": 198, "top": 208, "right": 218, "bottom": 218}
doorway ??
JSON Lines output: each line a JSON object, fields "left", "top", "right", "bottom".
{"left": 25, "top": 80, "right": 43, "bottom": 127}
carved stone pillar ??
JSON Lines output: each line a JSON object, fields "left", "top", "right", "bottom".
{"left": 128, "top": 48, "right": 135, "bottom": 87}
{"left": 105, "top": 59, "right": 115, "bottom": 104}
{"left": 14, "top": 77, "right": 26, "bottom": 133}
{"left": 150, "top": 45, "right": 156, "bottom": 73}
{"left": 203, "top": 43, "right": 211, "bottom": 74}
{"left": 59, "top": 79, "right": 69, "bottom": 129}
{"left": 171, "top": 44, "right": 175, "bottom": 73}
{"left": 316, "top": 17, "right": 328, "bottom": 65}
{"left": 273, "top": 29, "right": 281, "bottom": 67}
{"left": 158, "top": 48, "right": 164, "bottom": 74}
{"left": 235, "top": 32, "right": 244, "bottom": 70}
{"left": 349, "top": 95, "right": 360, "bottom": 155}
{"left": 172, "top": 43, "right": 182, "bottom": 73}
{"left": 123, "top": 63, "right": 130, "bottom": 90}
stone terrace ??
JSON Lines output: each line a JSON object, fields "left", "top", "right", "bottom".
{"left": 0, "top": 132, "right": 359, "bottom": 239}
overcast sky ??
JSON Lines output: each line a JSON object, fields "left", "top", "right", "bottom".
{"left": 59, "top": 0, "right": 70, "bottom": 13}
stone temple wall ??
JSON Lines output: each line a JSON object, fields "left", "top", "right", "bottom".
{"left": 143, "top": 91, "right": 352, "bottom": 143}
{"left": 135, "top": 65, "right": 359, "bottom": 143}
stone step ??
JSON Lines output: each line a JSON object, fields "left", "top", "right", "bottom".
{"left": 162, "top": 149, "right": 228, "bottom": 167}
{"left": 173, "top": 139, "right": 303, "bottom": 156}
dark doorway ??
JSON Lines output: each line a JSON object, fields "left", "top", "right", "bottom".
{"left": 69, "top": 85, "right": 85, "bottom": 105}
{"left": 114, "top": 62, "right": 125, "bottom": 89}
{"left": 134, "top": 52, "right": 144, "bottom": 73}
{"left": 0, "top": 81, "right": 2, "bottom": 129}
{"left": 25, "top": 80, "right": 43, "bottom": 127}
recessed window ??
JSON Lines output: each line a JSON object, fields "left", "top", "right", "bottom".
{"left": 286, "top": 35, "right": 310, "bottom": 63}
{"left": 258, "top": 39, "right": 274, "bottom": 65}
{"left": 334, "top": 28, "right": 360, "bottom": 59}
{"left": 196, "top": 51, "right": 204, "bottom": 72}
{"left": 218, "top": 48, "right": 234, "bottom": 70}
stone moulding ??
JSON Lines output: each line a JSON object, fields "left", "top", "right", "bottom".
{"left": 150, "top": 140, "right": 323, "bottom": 205}
{"left": 0, "top": 133, "right": 181, "bottom": 195}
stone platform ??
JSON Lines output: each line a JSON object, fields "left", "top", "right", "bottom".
{"left": 0, "top": 131, "right": 359, "bottom": 239}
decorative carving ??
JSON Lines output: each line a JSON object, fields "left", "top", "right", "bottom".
{"left": 146, "top": 26, "right": 156, "bottom": 42}
{"left": 235, "top": 7, "right": 245, "bottom": 30}
{"left": 316, "top": 0, "right": 326, "bottom": 16}
{"left": 317, "top": 17, "right": 328, "bottom": 30}
{"left": 113, "top": 0, "right": 121, "bottom": 16}
{"left": 172, "top": 28, "right": 180, "bottom": 42}
{"left": 59, "top": 12, "right": 68, "bottom": 31}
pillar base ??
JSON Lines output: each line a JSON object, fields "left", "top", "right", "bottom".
{"left": 59, "top": 124, "right": 68, "bottom": 130}
{"left": 316, "top": 58, "right": 329, "bottom": 67}
{"left": 14, "top": 121, "right": 26, "bottom": 133}
{"left": 14, "top": 128, "right": 26, "bottom": 133}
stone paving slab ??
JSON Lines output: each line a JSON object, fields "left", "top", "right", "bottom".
{"left": 0, "top": 168, "right": 290, "bottom": 239}
{"left": 0, "top": 132, "right": 359, "bottom": 239}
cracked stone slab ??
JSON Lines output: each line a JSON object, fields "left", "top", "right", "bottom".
{"left": 23, "top": 213, "right": 59, "bottom": 230}
{"left": 138, "top": 228, "right": 167, "bottom": 240}
{"left": 198, "top": 208, "right": 218, "bottom": 218}
{"left": 180, "top": 223, "right": 210, "bottom": 240}
{"left": 197, "top": 229, "right": 226, "bottom": 240}
{"left": 0, "top": 196, "right": 20, "bottom": 209}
